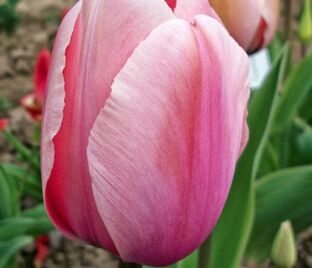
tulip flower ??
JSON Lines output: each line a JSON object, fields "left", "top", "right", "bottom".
{"left": 210, "top": 0, "right": 280, "bottom": 53}
{"left": 0, "top": 118, "right": 8, "bottom": 131}
{"left": 34, "top": 235, "right": 50, "bottom": 268}
{"left": 41, "top": 0, "right": 250, "bottom": 266}
{"left": 21, "top": 49, "right": 51, "bottom": 121}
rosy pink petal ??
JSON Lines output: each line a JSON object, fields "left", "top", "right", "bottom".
{"left": 87, "top": 16, "right": 249, "bottom": 266}
{"left": 165, "top": 0, "right": 176, "bottom": 10}
{"left": 42, "top": 0, "right": 174, "bottom": 254}
{"left": 174, "top": 0, "right": 220, "bottom": 21}
{"left": 247, "top": 18, "right": 267, "bottom": 53}
{"left": 209, "top": 0, "right": 264, "bottom": 50}
{"left": 34, "top": 49, "right": 51, "bottom": 102}
{"left": 261, "top": 0, "right": 280, "bottom": 48}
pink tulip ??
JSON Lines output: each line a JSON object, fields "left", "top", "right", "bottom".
{"left": 210, "top": 0, "right": 280, "bottom": 53}
{"left": 41, "top": 0, "right": 250, "bottom": 265}
{"left": 21, "top": 49, "right": 51, "bottom": 121}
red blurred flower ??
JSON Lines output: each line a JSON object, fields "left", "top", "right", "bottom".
{"left": 0, "top": 119, "right": 8, "bottom": 131}
{"left": 21, "top": 49, "right": 51, "bottom": 121}
{"left": 34, "top": 235, "right": 50, "bottom": 268}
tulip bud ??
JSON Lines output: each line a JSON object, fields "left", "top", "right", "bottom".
{"left": 34, "top": 235, "right": 50, "bottom": 268}
{"left": 271, "top": 221, "right": 297, "bottom": 268}
{"left": 21, "top": 49, "right": 50, "bottom": 121}
{"left": 210, "top": 0, "right": 280, "bottom": 53}
{"left": 299, "top": 0, "right": 312, "bottom": 44}
{"left": 0, "top": 118, "right": 8, "bottom": 131}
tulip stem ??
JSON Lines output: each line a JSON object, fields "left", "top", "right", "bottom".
{"left": 198, "top": 237, "right": 211, "bottom": 268}
{"left": 118, "top": 260, "right": 142, "bottom": 268}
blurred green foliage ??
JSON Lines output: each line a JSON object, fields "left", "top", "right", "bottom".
{"left": 0, "top": 97, "right": 12, "bottom": 117}
{"left": 0, "top": 0, "right": 20, "bottom": 34}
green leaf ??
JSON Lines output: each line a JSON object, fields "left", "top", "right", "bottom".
{"left": 0, "top": 205, "right": 53, "bottom": 242}
{"left": 293, "top": 118, "right": 312, "bottom": 164}
{"left": 273, "top": 51, "right": 312, "bottom": 131}
{"left": 298, "top": 90, "right": 312, "bottom": 123}
{"left": 0, "top": 166, "right": 13, "bottom": 219}
{"left": 1, "top": 131, "right": 40, "bottom": 171}
{"left": 0, "top": 165, "right": 19, "bottom": 219}
{"left": 1, "top": 163, "right": 42, "bottom": 200}
{"left": 258, "top": 141, "right": 279, "bottom": 177}
{"left": 0, "top": 236, "right": 33, "bottom": 268}
{"left": 21, "top": 204, "right": 47, "bottom": 218}
{"left": 209, "top": 45, "right": 290, "bottom": 268}
{"left": 0, "top": 216, "right": 53, "bottom": 241}
{"left": 178, "top": 250, "right": 198, "bottom": 268}
{"left": 269, "top": 33, "right": 284, "bottom": 62}
{"left": 246, "top": 166, "right": 312, "bottom": 261}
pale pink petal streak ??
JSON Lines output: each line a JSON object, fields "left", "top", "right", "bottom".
{"left": 87, "top": 17, "right": 249, "bottom": 266}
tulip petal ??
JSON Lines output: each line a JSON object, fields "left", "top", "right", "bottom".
{"left": 165, "top": 0, "right": 176, "bottom": 10}
{"left": 248, "top": 18, "right": 267, "bottom": 53}
{"left": 34, "top": 49, "right": 50, "bottom": 102}
{"left": 41, "top": 1, "right": 81, "bottom": 192}
{"left": 262, "top": 0, "right": 280, "bottom": 47}
{"left": 88, "top": 16, "right": 249, "bottom": 266}
{"left": 42, "top": 0, "right": 174, "bottom": 253}
{"left": 174, "top": 0, "right": 219, "bottom": 21}
{"left": 210, "top": 0, "right": 264, "bottom": 50}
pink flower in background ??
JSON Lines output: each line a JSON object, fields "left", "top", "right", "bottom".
{"left": 210, "top": 0, "right": 280, "bottom": 53}
{"left": 21, "top": 49, "right": 51, "bottom": 121}
{"left": 0, "top": 119, "right": 8, "bottom": 131}
{"left": 34, "top": 235, "right": 50, "bottom": 268}
{"left": 41, "top": 0, "right": 250, "bottom": 266}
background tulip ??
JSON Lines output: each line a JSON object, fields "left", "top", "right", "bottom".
{"left": 41, "top": 0, "right": 250, "bottom": 266}
{"left": 210, "top": 0, "right": 280, "bottom": 53}
{"left": 0, "top": 118, "right": 8, "bottom": 131}
{"left": 21, "top": 49, "right": 51, "bottom": 121}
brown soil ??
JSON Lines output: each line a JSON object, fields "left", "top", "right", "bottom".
{"left": 17, "top": 236, "right": 118, "bottom": 268}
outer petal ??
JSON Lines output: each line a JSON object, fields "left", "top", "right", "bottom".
{"left": 41, "top": 1, "right": 81, "bottom": 193}
{"left": 42, "top": 0, "right": 174, "bottom": 254}
{"left": 87, "top": 16, "right": 249, "bottom": 266}
{"left": 209, "top": 0, "right": 264, "bottom": 50}
{"left": 174, "top": 0, "right": 220, "bottom": 21}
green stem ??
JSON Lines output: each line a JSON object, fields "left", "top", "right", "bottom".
{"left": 198, "top": 237, "right": 211, "bottom": 268}
{"left": 118, "top": 260, "right": 142, "bottom": 268}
